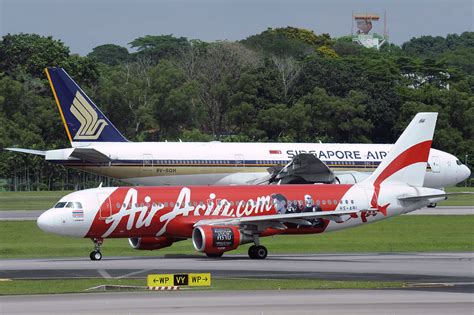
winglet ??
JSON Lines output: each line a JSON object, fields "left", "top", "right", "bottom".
{"left": 44, "top": 67, "right": 128, "bottom": 145}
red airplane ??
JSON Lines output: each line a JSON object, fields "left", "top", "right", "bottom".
{"left": 37, "top": 113, "right": 453, "bottom": 260}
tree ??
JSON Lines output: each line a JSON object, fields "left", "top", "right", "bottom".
{"left": 193, "top": 41, "right": 261, "bottom": 138}
{"left": 88, "top": 44, "right": 130, "bottom": 66}
{"left": 0, "top": 33, "right": 70, "bottom": 78}
{"left": 129, "top": 35, "right": 190, "bottom": 63}
{"left": 271, "top": 55, "right": 301, "bottom": 102}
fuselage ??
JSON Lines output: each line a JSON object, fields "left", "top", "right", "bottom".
{"left": 37, "top": 183, "right": 445, "bottom": 240}
{"left": 43, "top": 141, "right": 470, "bottom": 188}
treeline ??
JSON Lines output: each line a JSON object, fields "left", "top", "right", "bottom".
{"left": 0, "top": 28, "right": 472, "bottom": 190}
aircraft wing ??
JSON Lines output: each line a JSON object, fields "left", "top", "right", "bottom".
{"left": 69, "top": 147, "right": 112, "bottom": 163}
{"left": 4, "top": 148, "right": 46, "bottom": 156}
{"left": 253, "top": 153, "right": 335, "bottom": 185}
{"left": 398, "top": 192, "right": 474, "bottom": 203}
{"left": 194, "top": 209, "right": 359, "bottom": 230}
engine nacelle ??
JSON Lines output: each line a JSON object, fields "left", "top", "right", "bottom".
{"left": 192, "top": 226, "right": 252, "bottom": 254}
{"left": 128, "top": 236, "right": 173, "bottom": 250}
{"left": 334, "top": 172, "right": 371, "bottom": 184}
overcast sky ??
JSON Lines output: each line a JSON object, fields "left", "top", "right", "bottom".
{"left": 1, "top": 0, "right": 472, "bottom": 55}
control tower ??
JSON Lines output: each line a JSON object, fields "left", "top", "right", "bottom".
{"left": 351, "top": 12, "right": 388, "bottom": 49}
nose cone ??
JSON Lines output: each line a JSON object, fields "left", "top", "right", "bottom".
{"left": 37, "top": 210, "right": 57, "bottom": 234}
{"left": 460, "top": 165, "right": 471, "bottom": 182}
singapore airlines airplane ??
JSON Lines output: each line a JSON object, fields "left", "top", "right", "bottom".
{"left": 6, "top": 68, "right": 471, "bottom": 188}
{"left": 37, "top": 113, "right": 470, "bottom": 260}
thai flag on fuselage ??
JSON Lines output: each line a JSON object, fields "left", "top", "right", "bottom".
{"left": 72, "top": 209, "right": 84, "bottom": 220}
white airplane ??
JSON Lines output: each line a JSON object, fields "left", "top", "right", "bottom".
{"left": 6, "top": 68, "right": 471, "bottom": 188}
{"left": 37, "top": 113, "right": 471, "bottom": 260}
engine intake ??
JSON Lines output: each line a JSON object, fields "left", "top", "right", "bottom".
{"left": 192, "top": 226, "right": 252, "bottom": 254}
{"left": 128, "top": 236, "right": 173, "bottom": 250}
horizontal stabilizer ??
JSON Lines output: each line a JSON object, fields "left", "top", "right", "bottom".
{"left": 398, "top": 192, "right": 474, "bottom": 202}
{"left": 4, "top": 148, "right": 46, "bottom": 156}
{"left": 70, "top": 148, "right": 112, "bottom": 163}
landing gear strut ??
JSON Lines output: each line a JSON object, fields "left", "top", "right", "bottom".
{"left": 89, "top": 238, "right": 103, "bottom": 261}
{"left": 248, "top": 235, "right": 268, "bottom": 259}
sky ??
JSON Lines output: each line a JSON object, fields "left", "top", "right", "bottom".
{"left": 1, "top": 0, "right": 472, "bottom": 55}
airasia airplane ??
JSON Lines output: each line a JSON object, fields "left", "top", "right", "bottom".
{"left": 5, "top": 68, "right": 470, "bottom": 188}
{"left": 37, "top": 113, "right": 461, "bottom": 260}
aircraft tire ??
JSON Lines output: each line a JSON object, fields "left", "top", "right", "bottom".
{"left": 254, "top": 245, "right": 268, "bottom": 259}
{"left": 248, "top": 245, "right": 257, "bottom": 259}
{"left": 90, "top": 251, "right": 102, "bottom": 261}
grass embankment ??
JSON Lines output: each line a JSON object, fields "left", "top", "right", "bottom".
{"left": 440, "top": 186, "right": 474, "bottom": 206}
{"left": 1, "top": 216, "right": 473, "bottom": 259}
{"left": 0, "top": 191, "right": 72, "bottom": 210}
{"left": 0, "top": 187, "right": 471, "bottom": 210}
{"left": 0, "top": 278, "right": 404, "bottom": 295}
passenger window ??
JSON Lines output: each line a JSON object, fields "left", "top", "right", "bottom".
{"left": 351, "top": 200, "right": 354, "bottom": 204}
{"left": 322, "top": 200, "right": 326, "bottom": 205}
{"left": 328, "top": 200, "right": 332, "bottom": 205}
{"left": 345, "top": 200, "right": 349, "bottom": 204}
{"left": 316, "top": 200, "right": 320, "bottom": 206}
{"left": 116, "top": 203, "right": 121, "bottom": 209}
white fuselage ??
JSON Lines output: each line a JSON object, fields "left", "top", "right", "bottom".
{"left": 43, "top": 141, "right": 470, "bottom": 188}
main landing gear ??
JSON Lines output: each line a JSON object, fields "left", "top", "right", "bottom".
{"left": 248, "top": 235, "right": 268, "bottom": 259}
{"left": 90, "top": 238, "right": 103, "bottom": 261}
{"left": 248, "top": 245, "right": 268, "bottom": 259}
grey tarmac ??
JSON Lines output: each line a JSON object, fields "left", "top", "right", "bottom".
{"left": 0, "top": 206, "right": 472, "bottom": 221}
{"left": 1, "top": 289, "right": 473, "bottom": 315}
{"left": 1, "top": 253, "right": 473, "bottom": 285}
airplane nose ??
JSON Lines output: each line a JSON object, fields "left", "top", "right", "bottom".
{"left": 37, "top": 210, "right": 56, "bottom": 233}
{"left": 460, "top": 165, "right": 471, "bottom": 182}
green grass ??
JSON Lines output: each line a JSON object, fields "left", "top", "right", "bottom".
{"left": 439, "top": 186, "right": 474, "bottom": 206}
{"left": 1, "top": 216, "right": 473, "bottom": 259}
{"left": 0, "top": 191, "right": 72, "bottom": 210}
{"left": 0, "top": 278, "right": 405, "bottom": 295}
{"left": 0, "top": 187, "right": 471, "bottom": 210}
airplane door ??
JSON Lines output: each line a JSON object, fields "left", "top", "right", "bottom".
{"left": 235, "top": 154, "right": 245, "bottom": 168}
{"left": 98, "top": 193, "right": 112, "bottom": 219}
{"left": 430, "top": 156, "right": 441, "bottom": 173}
{"left": 142, "top": 154, "right": 154, "bottom": 173}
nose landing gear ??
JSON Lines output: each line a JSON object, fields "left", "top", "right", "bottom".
{"left": 90, "top": 238, "right": 103, "bottom": 261}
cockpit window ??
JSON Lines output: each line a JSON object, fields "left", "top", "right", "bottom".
{"left": 74, "top": 202, "right": 83, "bottom": 208}
{"left": 54, "top": 202, "right": 67, "bottom": 208}
{"left": 66, "top": 202, "right": 74, "bottom": 208}
{"left": 456, "top": 160, "right": 462, "bottom": 165}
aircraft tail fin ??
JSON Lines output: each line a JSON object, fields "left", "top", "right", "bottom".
{"left": 362, "top": 112, "right": 438, "bottom": 207}
{"left": 45, "top": 67, "right": 127, "bottom": 145}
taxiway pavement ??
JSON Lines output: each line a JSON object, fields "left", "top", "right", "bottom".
{"left": 1, "top": 289, "right": 473, "bottom": 314}
{"left": 1, "top": 252, "right": 473, "bottom": 284}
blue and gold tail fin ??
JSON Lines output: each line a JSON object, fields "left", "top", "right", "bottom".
{"left": 45, "top": 67, "right": 127, "bottom": 144}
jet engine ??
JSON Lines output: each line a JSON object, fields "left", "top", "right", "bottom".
{"left": 128, "top": 236, "right": 174, "bottom": 250}
{"left": 192, "top": 226, "right": 253, "bottom": 254}
{"left": 334, "top": 172, "right": 371, "bottom": 184}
